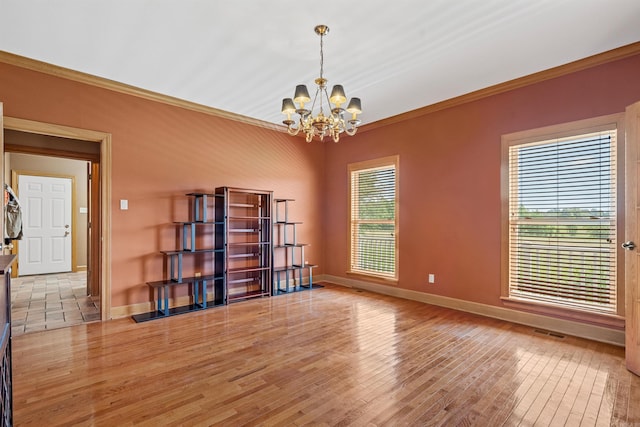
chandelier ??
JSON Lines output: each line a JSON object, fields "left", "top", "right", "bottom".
{"left": 281, "top": 25, "right": 362, "bottom": 143}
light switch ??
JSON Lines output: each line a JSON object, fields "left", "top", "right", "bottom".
{"left": 120, "top": 199, "right": 128, "bottom": 210}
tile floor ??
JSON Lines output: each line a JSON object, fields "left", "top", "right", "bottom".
{"left": 11, "top": 271, "right": 100, "bottom": 336}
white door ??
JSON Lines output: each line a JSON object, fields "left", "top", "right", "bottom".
{"left": 18, "top": 175, "right": 73, "bottom": 276}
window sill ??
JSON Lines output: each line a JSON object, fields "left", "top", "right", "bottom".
{"left": 501, "top": 297, "right": 625, "bottom": 330}
{"left": 346, "top": 271, "right": 398, "bottom": 285}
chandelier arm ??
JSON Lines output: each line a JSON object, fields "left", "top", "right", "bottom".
{"left": 287, "top": 123, "right": 301, "bottom": 136}
{"left": 345, "top": 126, "right": 358, "bottom": 136}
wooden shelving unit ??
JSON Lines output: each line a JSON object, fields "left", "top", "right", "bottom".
{"left": 133, "top": 193, "right": 225, "bottom": 322}
{"left": 216, "top": 187, "right": 272, "bottom": 303}
{"left": 273, "top": 198, "right": 318, "bottom": 294}
{"left": 133, "top": 189, "right": 319, "bottom": 321}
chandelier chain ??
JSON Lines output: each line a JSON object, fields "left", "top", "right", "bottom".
{"left": 319, "top": 32, "right": 324, "bottom": 81}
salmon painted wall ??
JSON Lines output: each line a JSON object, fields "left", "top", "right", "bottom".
{"left": 323, "top": 53, "right": 640, "bottom": 309}
{"left": 0, "top": 62, "right": 325, "bottom": 309}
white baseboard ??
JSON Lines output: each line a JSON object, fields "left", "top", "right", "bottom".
{"left": 319, "top": 274, "right": 625, "bottom": 347}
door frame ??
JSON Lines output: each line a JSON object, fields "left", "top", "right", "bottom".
{"left": 625, "top": 100, "right": 640, "bottom": 376}
{"left": 12, "top": 171, "right": 77, "bottom": 277}
{"left": 3, "top": 116, "right": 112, "bottom": 321}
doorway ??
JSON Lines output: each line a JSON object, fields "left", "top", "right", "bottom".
{"left": 2, "top": 116, "right": 112, "bottom": 324}
{"left": 7, "top": 156, "right": 97, "bottom": 335}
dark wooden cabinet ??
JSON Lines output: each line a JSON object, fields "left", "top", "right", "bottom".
{"left": 0, "top": 255, "right": 16, "bottom": 427}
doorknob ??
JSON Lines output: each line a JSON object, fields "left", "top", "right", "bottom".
{"left": 622, "top": 241, "right": 636, "bottom": 250}
{"left": 64, "top": 231, "right": 70, "bottom": 237}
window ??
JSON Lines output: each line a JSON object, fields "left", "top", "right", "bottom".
{"left": 502, "top": 116, "right": 623, "bottom": 317}
{"left": 349, "top": 156, "right": 399, "bottom": 280}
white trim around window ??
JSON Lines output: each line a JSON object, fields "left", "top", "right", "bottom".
{"left": 348, "top": 155, "right": 399, "bottom": 282}
{"left": 501, "top": 114, "right": 625, "bottom": 327}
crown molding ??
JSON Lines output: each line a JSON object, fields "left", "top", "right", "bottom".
{"left": 3, "top": 42, "right": 640, "bottom": 136}
{"left": 359, "top": 41, "right": 640, "bottom": 134}
{"left": 0, "top": 50, "right": 282, "bottom": 132}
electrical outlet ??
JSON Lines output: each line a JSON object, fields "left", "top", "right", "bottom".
{"left": 428, "top": 274, "right": 435, "bottom": 284}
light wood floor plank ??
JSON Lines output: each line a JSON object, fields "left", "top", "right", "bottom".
{"left": 531, "top": 340, "right": 588, "bottom": 425}
{"left": 400, "top": 321, "right": 513, "bottom": 425}
{"left": 550, "top": 342, "right": 598, "bottom": 425}
{"left": 509, "top": 339, "right": 577, "bottom": 424}
{"left": 427, "top": 324, "right": 521, "bottom": 425}
{"left": 464, "top": 332, "right": 541, "bottom": 424}
{"left": 11, "top": 284, "right": 640, "bottom": 426}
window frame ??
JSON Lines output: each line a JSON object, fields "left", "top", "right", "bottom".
{"left": 501, "top": 114, "right": 625, "bottom": 326}
{"left": 348, "top": 155, "right": 399, "bottom": 282}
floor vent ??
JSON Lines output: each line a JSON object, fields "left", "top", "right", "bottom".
{"left": 533, "top": 329, "right": 565, "bottom": 339}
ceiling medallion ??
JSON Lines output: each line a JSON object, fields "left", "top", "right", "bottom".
{"left": 281, "top": 25, "right": 362, "bottom": 143}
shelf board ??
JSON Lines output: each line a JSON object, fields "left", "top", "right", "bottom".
{"left": 274, "top": 221, "right": 303, "bottom": 225}
{"left": 228, "top": 241, "right": 271, "bottom": 247}
{"left": 173, "top": 221, "right": 224, "bottom": 225}
{"left": 146, "top": 274, "right": 223, "bottom": 288}
{"left": 228, "top": 216, "right": 271, "bottom": 220}
{"left": 274, "top": 264, "right": 318, "bottom": 273}
{"left": 227, "top": 290, "right": 270, "bottom": 302}
{"left": 160, "top": 248, "right": 223, "bottom": 255}
{"left": 229, "top": 228, "right": 258, "bottom": 233}
{"left": 185, "top": 192, "right": 217, "bottom": 197}
{"left": 227, "top": 277, "right": 258, "bottom": 284}
{"left": 273, "top": 243, "right": 309, "bottom": 249}
{"left": 228, "top": 253, "right": 258, "bottom": 259}
{"left": 132, "top": 299, "right": 225, "bottom": 323}
{"left": 228, "top": 266, "right": 271, "bottom": 274}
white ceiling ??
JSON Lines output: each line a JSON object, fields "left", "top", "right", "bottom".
{"left": 1, "top": 0, "right": 640, "bottom": 128}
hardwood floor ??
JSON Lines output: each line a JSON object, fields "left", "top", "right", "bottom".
{"left": 11, "top": 284, "right": 640, "bottom": 426}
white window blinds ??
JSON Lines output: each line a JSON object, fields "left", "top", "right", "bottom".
{"left": 508, "top": 130, "right": 617, "bottom": 314}
{"left": 349, "top": 158, "right": 398, "bottom": 279}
